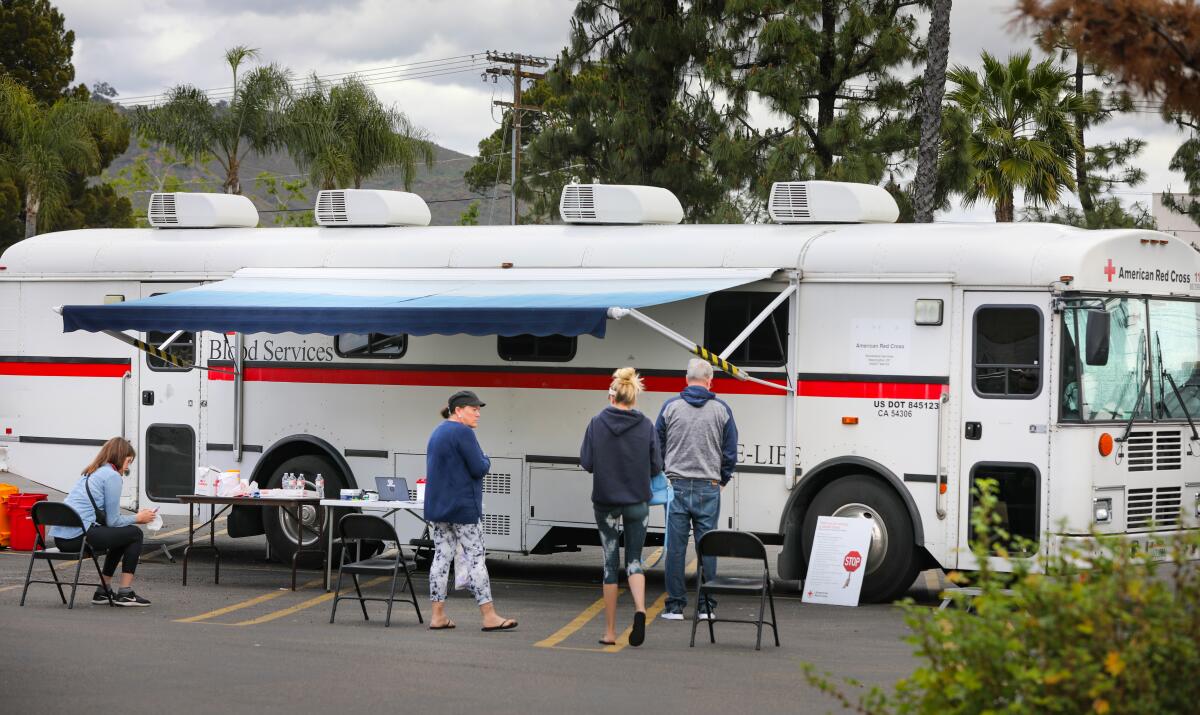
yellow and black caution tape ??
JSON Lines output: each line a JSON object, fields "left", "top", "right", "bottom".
{"left": 691, "top": 344, "right": 743, "bottom": 380}
{"left": 130, "top": 335, "right": 192, "bottom": 369}
{"left": 102, "top": 329, "right": 192, "bottom": 369}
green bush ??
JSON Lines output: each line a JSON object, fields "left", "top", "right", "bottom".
{"left": 804, "top": 481, "right": 1200, "bottom": 714}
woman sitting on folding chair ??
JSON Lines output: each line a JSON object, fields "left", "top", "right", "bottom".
{"left": 579, "top": 367, "right": 663, "bottom": 648}
{"left": 49, "top": 437, "right": 156, "bottom": 607}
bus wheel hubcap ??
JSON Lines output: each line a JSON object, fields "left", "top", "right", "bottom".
{"left": 831, "top": 503, "right": 888, "bottom": 575}
{"left": 281, "top": 504, "right": 321, "bottom": 547}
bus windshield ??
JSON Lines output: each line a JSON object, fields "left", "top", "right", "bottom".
{"left": 1061, "top": 297, "right": 1200, "bottom": 422}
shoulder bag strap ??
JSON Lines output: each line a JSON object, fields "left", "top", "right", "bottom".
{"left": 83, "top": 473, "right": 108, "bottom": 528}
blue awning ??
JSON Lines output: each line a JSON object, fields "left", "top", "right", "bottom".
{"left": 61, "top": 267, "right": 775, "bottom": 338}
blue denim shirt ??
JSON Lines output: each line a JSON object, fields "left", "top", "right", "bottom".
{"left": 49, "top": 465, "right": 136, "bottom": 540}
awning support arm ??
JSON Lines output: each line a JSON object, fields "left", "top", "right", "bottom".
{"left": 608, "top": 308, "right": 792, "bottom": 393}
{"left": 157, "top": 330, "right": 185, "bottom": 351}
{"left": 719, "top": 284, "right": 797, "bottom": 361}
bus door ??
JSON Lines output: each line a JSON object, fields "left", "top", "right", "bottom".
{"left": 957, "top": 292, "right": 1052, "bottom": 569}
{"left": 137, "top": 283, "right": 201, "bottom": 507}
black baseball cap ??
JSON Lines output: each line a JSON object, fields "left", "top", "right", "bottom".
{"left": 448, "top": 390, "right": 486, "bottom": 410}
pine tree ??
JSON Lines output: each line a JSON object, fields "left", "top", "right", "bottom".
{"left": 526, "top": 0, "right": 743, "bottom": 221}
{"left": 701, "top": 0, "right": 926, "bottom": 199}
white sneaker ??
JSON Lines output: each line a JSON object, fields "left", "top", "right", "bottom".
{"left": 697, "top": 611, "right": 714, "bottom": 621}
{"left": 660, "top": 611, "right": 684, "bottom": 621}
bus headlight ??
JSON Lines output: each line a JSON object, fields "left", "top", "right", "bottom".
{"left": 1093, "top": 498, "right": 1112, "bottom": 524}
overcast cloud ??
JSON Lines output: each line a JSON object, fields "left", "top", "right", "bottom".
{"left": 58, "top": 0, "right": 1188, "bottom": 221}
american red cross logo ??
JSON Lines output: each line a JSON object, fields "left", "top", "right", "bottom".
{"left": 1104, "top": 259, "right": 1116, "bottom": 282}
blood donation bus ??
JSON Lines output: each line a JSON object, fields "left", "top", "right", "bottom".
{"left": 2, "top": 180, "right": 1197, "bottom": 602}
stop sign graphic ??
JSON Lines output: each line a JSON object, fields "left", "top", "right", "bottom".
{"left": 843, "top": 550, "right": 863, "bottom": 572}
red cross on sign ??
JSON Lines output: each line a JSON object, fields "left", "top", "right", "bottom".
{"left": 1104, "top": 259, "right": 1116, "bottom": 282}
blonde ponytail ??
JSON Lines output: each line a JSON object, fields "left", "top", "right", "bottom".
{"left": 609, "top": 367, "right": 644, "bottom": 407}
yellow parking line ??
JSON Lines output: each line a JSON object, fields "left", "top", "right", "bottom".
{"left": 534, "top": 591, "right": 620, "bottom": 649}
{"left": 230, "top": 576, "right": 389, "bottom": 626}
{"left": 0, "top": 584, "right": 24, "bottom": 593}
{"left": 536, "top": 554, "right": 696, "bottom": 652}
{"left": 174, "top": 577, "right": 324, "bottom": 623}
{"left": 603, "top": 592, "right": 669, "bottom": 653}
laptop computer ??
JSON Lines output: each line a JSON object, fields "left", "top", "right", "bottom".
{"left": 375, "top": 477, "right": 411, "bottom": 502}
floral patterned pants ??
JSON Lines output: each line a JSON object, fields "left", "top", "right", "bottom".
{"left": 428, "top": 520, "right": 493, "bottom": 605}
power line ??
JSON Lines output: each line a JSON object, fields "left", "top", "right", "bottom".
{"left": 118, "top": 53, "right": 492, "bottom": 107}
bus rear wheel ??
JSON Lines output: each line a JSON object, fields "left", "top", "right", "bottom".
{"left": 263, "top": 454, "right": 346, "bottom": 565}
{"left": 801, "top": 475, "right": 918, "bottom": 603}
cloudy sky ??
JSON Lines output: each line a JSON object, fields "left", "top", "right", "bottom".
{"left": 58, "top": 0, "right": 1190, "bottom": 221}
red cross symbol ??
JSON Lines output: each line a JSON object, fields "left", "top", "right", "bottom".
{"left": 1104, "top": 259, "right": 1116, "bottom": 282}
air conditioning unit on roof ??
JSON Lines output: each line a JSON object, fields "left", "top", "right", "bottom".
{"left": 768, "top": 181, "right": 899, "bottom": 224}
{"left": 314, "top": 189, "right": 431, "bottom": 227}
{"left": 559, "top": 184, "right": 684, "bottom": 225}
{"left": 147, "top": 193, "right": 259, "bottom": 228}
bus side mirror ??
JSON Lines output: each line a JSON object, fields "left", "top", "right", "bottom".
{"left": 1085, "top": 311, "right": 1111, "bottom": 366}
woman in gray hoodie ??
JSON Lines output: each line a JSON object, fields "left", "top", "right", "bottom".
{"left": 579, "top": 367, "right": 663, "bottom": 647}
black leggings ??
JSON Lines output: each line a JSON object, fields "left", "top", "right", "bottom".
{"left": 54, "top": 525, "right": 144, "bottom": 577}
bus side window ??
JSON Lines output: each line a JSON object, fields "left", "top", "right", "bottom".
{"left": 497, "top": 334, "right": 577, "bottom": 362}
{"left": 145, "top": 423, "right": 196, "bottom": 502}
{"left": 146, "top": 292, "right": 196, "bottom": 371}
{"left": 704, "top": 291, "right": 788, "bottom": 368}
{"left": 335, "top": 333, "right": 408, "bottom": 359}
{"left": 146, "top": 330, "right": 196, "bottom": 371}
{"left": 968, "top": 463, "right": 1040, "bottom": 554}
{"left": 973, "top": 306, "right": 1042, "bottom": 398}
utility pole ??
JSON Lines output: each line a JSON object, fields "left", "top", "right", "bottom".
{"left": 487, "top": 51, "right": 548, "bottom": 225}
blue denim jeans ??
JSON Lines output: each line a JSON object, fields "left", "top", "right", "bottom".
{"left": 664, "top": 478, "right": 721, "bottom": 613}
{"left": 593, "top": 502, "right": 649, "bottom": 585}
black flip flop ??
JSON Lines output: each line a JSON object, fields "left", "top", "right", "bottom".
{"left": 598, "top": 639, "right": 616, "bottom": 646}
{"left": 630, "top": 611, "right": 646, "bottom": 647}
{"left": 481, "top": 619, "right": 518, "bottom": 632}
{"left": 429, "top": 621, "right": 456, "bottom": 630}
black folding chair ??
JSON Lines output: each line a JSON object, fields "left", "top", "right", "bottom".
{"left": 689, "top": 530, "right": 780, "bottom": 651}
{"left": 329, "top": 514, "right": 423, "bottom": 627}
{"left": 20, "top": 502, "right": 114, "bottom": 609}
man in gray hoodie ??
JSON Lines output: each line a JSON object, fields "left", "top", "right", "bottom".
{"left": 655, "top": 358, "right": 738, "bottom": 620}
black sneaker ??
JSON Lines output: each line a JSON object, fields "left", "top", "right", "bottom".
{"left": 91, "top": 588, "right": 113, "bottom": 605}
{"left": 113, "top": 591, "right": 151, "bottom": 607}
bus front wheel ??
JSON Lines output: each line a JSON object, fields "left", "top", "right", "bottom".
{"left": 801, "top": 475, "right": 918, "bottom": 603}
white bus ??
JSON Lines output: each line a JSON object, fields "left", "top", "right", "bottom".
{"left": 2, "top": 181, "right": 1197, "bottom": 602}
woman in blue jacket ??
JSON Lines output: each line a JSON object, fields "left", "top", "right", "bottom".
{"left": 50, "top": 437, "right": 157, "bottom": 606}
{"left": 424, "top": 390, "right": 517, "bottom": 632}
{"left": 580, "top": 367, "right": 663, "bottom": 647}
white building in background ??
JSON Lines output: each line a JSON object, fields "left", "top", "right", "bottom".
{"left": 1153, "top": 193, "right": 1200, "bottom": 240}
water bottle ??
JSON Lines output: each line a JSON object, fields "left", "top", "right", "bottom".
{"left": 315, "top": 473, "right": 324, "bottom": 499}
{"left": 284, "top": 472, "right": 294, "bottom": 491}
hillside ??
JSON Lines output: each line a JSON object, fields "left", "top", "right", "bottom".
{"left": 104, "top": 140, "right": 511, "bottom": 226}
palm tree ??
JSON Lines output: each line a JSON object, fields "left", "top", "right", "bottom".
{"left": 945, "top": 51, "right": 1088, "bottom": 222}
{"left": 0, "top": 76, "right": 126, "bottom": 238}
{"left": 285, "top": 74, "right": 434, "bottom": 190}
{"left": 913, "top": 0, "right": 952, "bottom": 223}
{"left": 133, "top": 46, "right": 291, "bottom": 194}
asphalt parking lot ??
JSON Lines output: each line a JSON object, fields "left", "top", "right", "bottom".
{"left": 0, "top": 481, "right": 941, "bottom": 714}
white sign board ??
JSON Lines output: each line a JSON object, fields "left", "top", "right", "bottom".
{"left": 851, "top": 318, "right": 912, "bottom": 372}
{"left": 801, "top": 516, "right": 874, "bottom": 607}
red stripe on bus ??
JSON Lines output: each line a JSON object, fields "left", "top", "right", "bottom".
{"left": 795, "top": 380, "right": 946, "bottom": 400}
{"left": 0, "top": 362, "right": 130, "bottom": 378}
{"left": 207, "top": 365, "right": 945, "bottom": 398}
